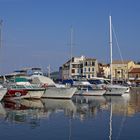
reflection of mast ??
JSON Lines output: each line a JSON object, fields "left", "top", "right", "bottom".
{"left": 69, "top": 117, "right": 72, "bottom": 140}
{"left": 109, "top": 99, "right": 112, "bottom": 140}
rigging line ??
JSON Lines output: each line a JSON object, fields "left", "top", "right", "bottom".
{"left": 112, "top": 24, "right": 124, "bottom": 63}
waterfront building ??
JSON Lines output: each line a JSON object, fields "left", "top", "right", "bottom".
{"left": 134, "top": 63, "right": 140, "bottom": 68}
{"left": 128, "top": 68, "right": 140, "bottom": 84}
{"left": 82, "top": 57, "right": 98, "bottom": 79}
{"left": 98, "top": 63, "right": 110, "bottom": 78}
{"left": 112, "top": 60, "right": 135, "bottom": 81}
{"left": 59, "top": 56, "right": 98, "bottom": 80}
{"left": 102, "top": 64, "right": 110, "bottom": 78}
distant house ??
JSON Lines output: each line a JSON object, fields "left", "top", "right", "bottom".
{"left": 128, "top": 68, "right": 140, "bottom": 84}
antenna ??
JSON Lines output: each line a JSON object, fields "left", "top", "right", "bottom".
{"left": 47, "top": 64, "right": 51, "bottom": 78}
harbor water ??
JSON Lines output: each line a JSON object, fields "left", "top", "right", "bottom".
{"left": 0, "top": 88, "right": 140, "bottom": 140}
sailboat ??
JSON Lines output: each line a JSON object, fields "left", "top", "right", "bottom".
{"left": 104, "top": 16, "right": 129, "bottom": 96}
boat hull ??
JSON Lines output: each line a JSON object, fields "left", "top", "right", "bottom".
{"left": 75, "top": 89, "right": 106, "bottom": 96}
{"left": 104, "top": 85, "right": 128, "bottom": 96}
{"left": 24, "top": 88, "right": 45, "bottom": 99}
{"left": 5, "top": 88, "right": 45, "bottom": 99}
{"left": 42, "top": 87, "right": 77, "bottom": 99}
{"left": 0, "top": 88, "right": 7, "bottom": 101}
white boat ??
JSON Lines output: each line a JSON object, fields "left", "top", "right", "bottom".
{"left": 88, "top": 77, "right": 129, "bottom": 95}
{"left": 105, "top": 84, "right": 129, "bottom": 96}
{"left": 74, "top": 79, "right": 106, "bottom": 96}
{"left": 104, "top": 16, "right": 129, "bottom": 96}
{"left": 77, "top": 89, "right": 106, "bottom": 96}
{"left": 31, "top": 75, "right": 77, "bottom": 99}
{"left": 19, "top": 87, "right": 45, "bottom": 99}
{"left": 75, "top": 86, "right": 106, "bottom": 96}
{"left": 43, "top": 86, "right": 77, "bottom": 99}
{"left": 0, "top": 85, "right": 7, "bottom": 101}
{"left": 8, "top": 81, "right": 45, "bottom": 99}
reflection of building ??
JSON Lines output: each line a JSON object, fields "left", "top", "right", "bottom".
{"left": 60, "top": 56, "right": 98, "bottom": 80}
{"left": 112, "top": 60, "right": 135, "bottom": 81}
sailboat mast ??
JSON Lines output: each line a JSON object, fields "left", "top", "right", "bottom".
{"left": 69, "top": 26, "right": 74, "bottom": 78}
{"left": 70, "top": 26, "right": 73, "bottom": 60}
{"left": 109, "top": 16, "right": 113, "bottom": 84}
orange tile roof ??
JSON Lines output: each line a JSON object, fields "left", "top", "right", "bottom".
{"left": 129, "top": 68, "right": 140, "bottom": 73}
{"left": 112, "top": 60, "right": 131, "bottom": 64}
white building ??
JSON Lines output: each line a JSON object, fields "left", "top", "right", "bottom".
{"left": 60, "top": 56, "right": 98, "bottom": 80}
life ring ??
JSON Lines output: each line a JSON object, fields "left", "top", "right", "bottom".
{"left": 15, "top": 92, "right": 21, "bottom": 97}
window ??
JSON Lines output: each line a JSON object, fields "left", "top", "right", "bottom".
{"left": 92, "top": 62, "right": 95, "bottom": 66}
{"left": 72, "top": 57, "right": 74, "bottom": 62}
{"left": 88, "top": 68, "right": 90, "bottom": 72}
{"left": 71, "top": 69, "right": 75, "bottom": 73}
{"left": 81, "top": 69, "right": 83, "bottom": 73}
{"left": 88, "top": 74, "right": 90, "bottom": 79}
{"left": 92, "top": 68, "right": 94, "bottom": 71}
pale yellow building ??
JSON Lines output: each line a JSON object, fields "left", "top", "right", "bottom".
{"left": 112, "top": 60, "right": 135, "bottom": 80}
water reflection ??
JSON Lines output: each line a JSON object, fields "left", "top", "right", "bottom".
{"left": 72, "top": 96, "right": 107, "bottom": 120}
{"left": 3, "top": 99, "right": 44, "bottom": 128}
{"left": 0, "top": 90, "right": 140, "bottom": 126}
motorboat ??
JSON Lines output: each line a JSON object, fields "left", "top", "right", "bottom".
{"left": 31, "top": 75, "right": 77, "bottom": 99}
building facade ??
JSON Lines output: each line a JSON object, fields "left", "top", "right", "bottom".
{"left": 128, "top": 68, "right": 140, "bottom": 84}
{"left": 102, "top": 64, "right": 110, "bottom": 78}
{"left": 112, "top": 60, "right": 135, "bottom": 81}
{"left": 59, "top": 56, "right": 98, "bottom": 80}
{"left": 82, "top": 58, "right": 98, "bottom": 79}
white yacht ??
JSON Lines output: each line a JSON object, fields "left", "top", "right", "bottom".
{"left": 88, "top": 77, "right": 129, "bottom": 96}
{"left": 31, "top": 75, "right": 77, "bottom": 99}
{"left": 105, "top": 84, "right": 129, "bottom": 96}
{"left": 73, "top": 79, "right": 106, "bottom": 96}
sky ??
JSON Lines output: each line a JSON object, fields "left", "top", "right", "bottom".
{"left": 0, "top": 0, "right": 140, "bottom": 74}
